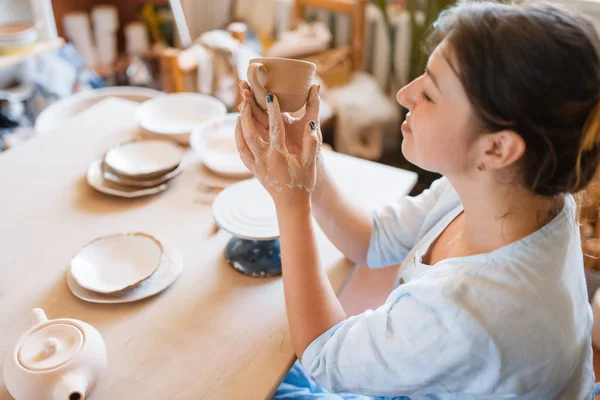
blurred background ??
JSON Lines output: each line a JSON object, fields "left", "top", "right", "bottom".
{"left": 0, "top": 0, "right": 599, "bottom": 191}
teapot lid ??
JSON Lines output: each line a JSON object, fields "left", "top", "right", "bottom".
{"left": 18, "top": 323, "right": 84, "bottom": 371}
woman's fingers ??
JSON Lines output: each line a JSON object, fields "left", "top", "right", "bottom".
{"left": 240, "top": 102, "right": 268, "bottom": 157}
{"left": 302, "top": 120, "right": 320, "bottom": 167}
{"left": 235, "top": 117, "right": 255, "bottom": 170}
{"left": 239, "top": 80, "right": 269, "bottom": 129}
{"left": 304, "top": 84, "right": 321, "bottom": 124}
{"left": 266, "top": 93, "right": 286, "bottom": 152}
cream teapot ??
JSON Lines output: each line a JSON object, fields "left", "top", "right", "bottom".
{"left": 3, "top": 308, "right": 107, "bottom": 400}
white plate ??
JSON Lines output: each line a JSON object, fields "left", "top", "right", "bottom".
{"left": 87, "top": 159, "right": 169, "bottom": 198}
{"left": 102, "top": 160, "right": 184, "bottom": 188}
{"left": 190, "top": 113, "right": 253, "bottom": 178}
{"left": 70, "top": 232, "right": 164, "bottom": 294}
{"left": 137, "top": 93, "right": 227, "bottom": 144}
{"left": 67, "top": 245, "right": 183, "bottom": 304}
{"left": 104, "top": 140, "right": 184, "bottom": 179}
{"left": 212, "top": 178, "right": 279, "bottom": 240}
{"left": 35, "top": 86, "right": 163, "bottom": 136}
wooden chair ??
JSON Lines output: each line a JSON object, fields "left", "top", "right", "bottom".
{"left": 292, "top": 0, "right": 368, "bottom": 147}
{"left": 294, "top": 0, "right": 368, "bottom": 73}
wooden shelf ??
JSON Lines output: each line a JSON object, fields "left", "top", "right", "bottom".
{"left": 0, "top": 38, "right": 65, "bottom": 70}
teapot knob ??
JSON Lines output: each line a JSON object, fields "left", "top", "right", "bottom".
{"left": 43, "top": 337, "right": 58, "bottom": 355}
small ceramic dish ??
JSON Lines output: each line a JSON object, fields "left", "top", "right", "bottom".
{"left": 67, "top": 245, "right": 183, "bottom": 304}
{"left": 70, "top": 232, "right": 164, "bottom": 294}
{"left": 104, "top": 139, "right": 184, "bottom": 180}
{"left": 0, "top": 23, "right": 37, "bottom": 55}
{"left": 212, "top": 178, "right": 279, "bottom": 240}
{"left": 102, "top": 160, "right": 184, "bottom": 188}
{"left": 190, "top": 113, "right": 253, "bottom": 178}
{"left": 136, "top": 93, "right": 227, "bottom": 145}
{"left": 87, "top": 159, "right": 169, "bottom": 198}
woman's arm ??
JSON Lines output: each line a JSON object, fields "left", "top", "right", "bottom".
{"left": 276, "top": 201, "right": 346, "bottom": 359}
{"left": 236, "top": 94, "right": 347, "bottom": 358}
{"left": 310, "top": 165, "right": 373, "bottom": 266}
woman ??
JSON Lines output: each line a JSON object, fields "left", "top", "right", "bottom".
{"left": 235, "top": 1, "right": 599, "bottom": 398}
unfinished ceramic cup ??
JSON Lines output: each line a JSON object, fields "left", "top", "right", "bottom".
{"left": 247, "top": 57, "right": 316, "bottom": 113}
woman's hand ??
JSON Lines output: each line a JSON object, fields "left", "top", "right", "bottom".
{"left": 238, "top": 80, "right": 320, "bottom": 146}
{"left": 238, "top": 80, "right": 325, "bottom": 180}
{"left": 235, "top": 92, "right": 321, "bottom": 210}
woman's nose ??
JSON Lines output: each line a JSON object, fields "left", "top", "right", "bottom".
{"left": 396, "top": 82, "right": 415, "bottom": 111}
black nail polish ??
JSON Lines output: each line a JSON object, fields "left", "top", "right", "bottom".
{"left": 309, "top": 120, "right": 316, "bottom": 130}
{"left": 266, "top": 93, "right": 273, "bottom": 103}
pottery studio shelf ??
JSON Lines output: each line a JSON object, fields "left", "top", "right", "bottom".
{"left": 0, "top": 38, "right": 65, "bottom": 70}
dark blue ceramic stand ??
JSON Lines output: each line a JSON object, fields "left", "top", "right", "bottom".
{"left": 225, "top": 237, "right": 282, "bottom": 277}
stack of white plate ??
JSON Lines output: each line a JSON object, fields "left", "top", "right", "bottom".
{"left": 67, "top": 232, "right": 183, "bottom": 303}
{"left": 87, "top": 139, "right": 185, "bottom": 198}
{"left": 0, "top": 23, "right": 38, "bottom": 55}
{"left": 136, "top": 93, "right": 227, "bottom": 145}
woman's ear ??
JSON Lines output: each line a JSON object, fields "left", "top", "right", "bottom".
{"left": 478, "top": 130, "right": 526, "bottom": 171}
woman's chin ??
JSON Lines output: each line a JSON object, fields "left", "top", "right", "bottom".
{"left": 401, "top": 141, "right": 434, "bottom": 173}
{"left": 401, "top": 140, "right": 417, "bottom": 165}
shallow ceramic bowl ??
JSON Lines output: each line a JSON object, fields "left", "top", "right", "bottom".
{"left": 102, "top": 160, "right": 184, "bottom": 188}
{"left": 70, "top": 232, "right": 164, "bottom": 294}
{"left": 190, "top": 113, "right": 252, "bottom": 178}
{"left": 104, "top": 139, "right": 184, "bottom": 180}
{"left": 87, "top": 159, "right": 169, "bottom": 198}
{"left": 136, "top": 93, "right": 227, "bottom": 145}
{"left": 67, "top": 245, "right": 183, "bottom": 303}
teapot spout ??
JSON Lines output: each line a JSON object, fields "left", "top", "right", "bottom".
{"left": 29, "top": 308, "right": 48, "bottom": 327}
{"left": 53, "top": 372, "right": 88, "bottom": 400}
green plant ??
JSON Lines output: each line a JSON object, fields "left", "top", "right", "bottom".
{"left": 374, "top": 0, "right": 456, "bottom": 84}
{"left": 406, "top": 0, "right": 456, "bottom": 81}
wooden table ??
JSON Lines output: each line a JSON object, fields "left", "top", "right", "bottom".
{"left": 0, "top": 98, "right": 417, "bottom": 400}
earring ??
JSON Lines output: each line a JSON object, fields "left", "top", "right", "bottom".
{"left": 477, "top": 163, "right": 486, "bottom": 171}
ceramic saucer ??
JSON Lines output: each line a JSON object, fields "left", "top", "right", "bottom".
{"left": 67, "top": 245, "right": 183, "bottom": 304}
{"left": 87, "top": 159, "right": 169, "bottom": 198}
{"left": 102, "top": 161, "right": 184, "bottom": 188}
{"left": 70, "top": 232, "right": 164, "bottom": 294}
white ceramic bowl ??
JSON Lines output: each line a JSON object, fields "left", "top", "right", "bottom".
{"left": 35, "top": 86, "right": 164, "bottom": 136}
{"left": 190, "top": 113, "right": 252, "bottom": 178}
{"left": 70, "top": 233, "right": 164, "bottom": 294}
{"left": 104, "top": 139, "right": 185, "bottom": 179}
{"left": 136, "top": 93, "right": 227, "bottom": 145}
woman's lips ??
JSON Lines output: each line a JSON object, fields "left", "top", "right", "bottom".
{"left": 401, "top": 120, "right": 412, "bottom": 135}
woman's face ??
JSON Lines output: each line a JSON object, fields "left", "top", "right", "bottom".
{"left": 396, "top": 40, "right": 481, "bottom": 176}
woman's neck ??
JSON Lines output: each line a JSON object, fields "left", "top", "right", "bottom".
{"left": 448, "top": 174, "right": 563, "bottom": 254}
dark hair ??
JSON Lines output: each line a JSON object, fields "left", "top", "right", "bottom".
{"left": 427, "top": 1, "right": 600, "bottom": 196}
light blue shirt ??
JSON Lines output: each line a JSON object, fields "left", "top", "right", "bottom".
{"left": 301, "top": 177, "right": 594, "bottom": 399}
